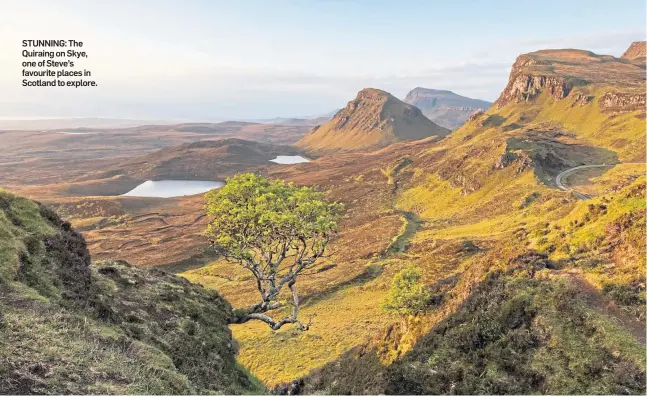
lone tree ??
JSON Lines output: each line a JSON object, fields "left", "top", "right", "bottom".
{"left": 204, "top": 173, "right": 342, "bottom": 331}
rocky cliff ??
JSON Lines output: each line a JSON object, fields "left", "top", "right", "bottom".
{"left": 495, "top": 54, "right": 573, "bottom": 108}
{"left": 622, "top": 41, "right": 646, "bottom": 59}
{"left": 295, "top": 88, "right": 450, "bottom": 153}
{"left": 404, "top": 88, "right": 492, "bottom": 129}
{"left": 495, "top": 48, "right": 646, "bottom": 112}
{"left": 599, "top": 92, "right": 646, "bottom": 113}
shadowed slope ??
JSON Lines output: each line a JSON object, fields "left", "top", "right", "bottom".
{"left": 0, "top": 190, "right": 263, "bottom": 394}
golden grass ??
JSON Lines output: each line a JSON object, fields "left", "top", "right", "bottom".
{"left": 231, "top": 282, "right": 393, "bottom": 386}
{"left": 498, "top": 89, "right": 646, "bottom": 162}
{"left": 184, "top": 258, "right": 398, "bottom": 386}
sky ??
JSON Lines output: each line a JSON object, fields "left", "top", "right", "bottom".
{"left": 0, "top": 0, "right": 645, "bottom": 120}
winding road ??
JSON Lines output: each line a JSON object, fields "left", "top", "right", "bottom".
{"left": 555, "top": 163, "right": 645, "bottom": 200}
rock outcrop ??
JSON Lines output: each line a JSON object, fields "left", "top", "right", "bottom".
{"left": 621, "top": 41, "right": 646, "bottom": 59}
{"left": 403, "top": 88, "right": 492, "bottom": 130}
{"left": 494, "top": 46, "right": 647, "bottom": 110}
{"left": 599, "top": 92, "right": 646, "bottom": 113}
{"left": 295, "top": 88, "right": 450, "bottom": 153}
{"left": 495, "top": 55, "right": 572, "bottom": 108}
{"left": 466, "top": 109, "right": 485, "bottom": 123}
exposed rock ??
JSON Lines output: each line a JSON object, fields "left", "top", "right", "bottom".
{"left": 495, "top": 54, "right": 578, "bottom": 108}
{"left": 497, "top": 73, "right": 572, "bottom": 108}
{"left": 467, "top": 109, "right": 485, "bottom": 123}
{"left": 621, "top": 41, "right": 646, "bottom": 59}
{"left": 494, "top": 151, "right": 518, "bottom": 169}
{"left": 599, "top": 92, "right": 646, "bottom": 113}
{"left": 571, "top": 93, "right": 593, "bottom": 107}
{"left": 493, "top": 151, "right": 532, "bottom": 174}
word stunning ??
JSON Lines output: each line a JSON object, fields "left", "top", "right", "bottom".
{"left": 22, "top": 39, "right": 83, "bottom": 47}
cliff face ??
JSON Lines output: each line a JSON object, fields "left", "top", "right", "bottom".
{"left": 403, "top": 88, "right": 492, "bottom": 130}
{"left": 622, "top": 41, "right": 646, "bottom": 59}
{"left": 0, "top": 190, "right": 260, "bottom": 394}
{"left": 495, "top": 55, "right": 573, "bottom": 108}
{"left": 295, "top": 88, "right": 450, "bottom": 153}
{"left": 495, "top": 48, "right": 646, "bottom": 114}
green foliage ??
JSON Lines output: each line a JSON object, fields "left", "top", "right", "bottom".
{"left": 532, "top": 178, "right": 646, "bottom": 316}
{"left": 297, "top": 254, "right": 646, "bottom": 395}
{"left": 204, "top": 173, "right": 342, "bottom": 261}
{"left": 603, "top": 283, "right": 645, "bottom": 307}
{"left": 204, "top": 173, "right": 343, "bottom": 330}
{"left": 383, "top": 266, "right": 432, "bottom": 315}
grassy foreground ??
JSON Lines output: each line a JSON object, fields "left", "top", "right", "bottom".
{"left": 0, "top": 190, "right": 263, "bottom": 394}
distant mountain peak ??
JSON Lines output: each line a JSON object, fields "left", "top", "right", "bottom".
{"left": 409, "top": 87, "right": 455, "bottom": 95}
{"left": 403, "top": 88, "right": 492, "bottom": 130}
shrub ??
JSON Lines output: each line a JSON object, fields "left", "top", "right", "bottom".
{"left": 603, "top": 283, "right": 645, "bottom": 306}
{"left": 383, "top": 266, "right": 431, "bottom": 315}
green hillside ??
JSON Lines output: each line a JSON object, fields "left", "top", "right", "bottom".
{"left": 0, "top": 190, "right": 263, "bottom": 394}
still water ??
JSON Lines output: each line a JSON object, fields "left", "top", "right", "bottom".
{"left": 121, "top": 180, "right": 224, "bottom": 198}
{"left": 269, "top": 155, "right": 310, "bottom": 164}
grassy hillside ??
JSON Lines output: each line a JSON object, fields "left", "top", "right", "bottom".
{"left": 292, "top": 174, "right": 645, "bottom": 393}
{"left": 0, "top": 190, "right": 263, "bottom": 394}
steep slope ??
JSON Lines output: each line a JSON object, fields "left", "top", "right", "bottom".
{"left": 0, "top": 190, "right": 262, "bottom": 394}
{"left": 298, "top": 248, "right": 646, "bottom": 395}
{"left": 404, "top": 88, "right": 492, "bottom": 130}
{"left": 295, "top": 88, "right": 450, "bottom": 153}
{"left": 622, "top": 41, "right": 646, "bottom": 60}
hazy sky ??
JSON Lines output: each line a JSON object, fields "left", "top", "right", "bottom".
{"left": 0, "top": 0, "right": 644, "bottom": 120}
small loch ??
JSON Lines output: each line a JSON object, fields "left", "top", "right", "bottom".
{"left": 121, "top": 180, "right": 225, "bottom": 198}
{"left": 269, "top": 155, "right": 310, "bottom": 164}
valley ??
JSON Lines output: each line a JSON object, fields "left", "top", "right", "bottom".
{"left": 1, "top": 42, "right": 645, "bottom": 394}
